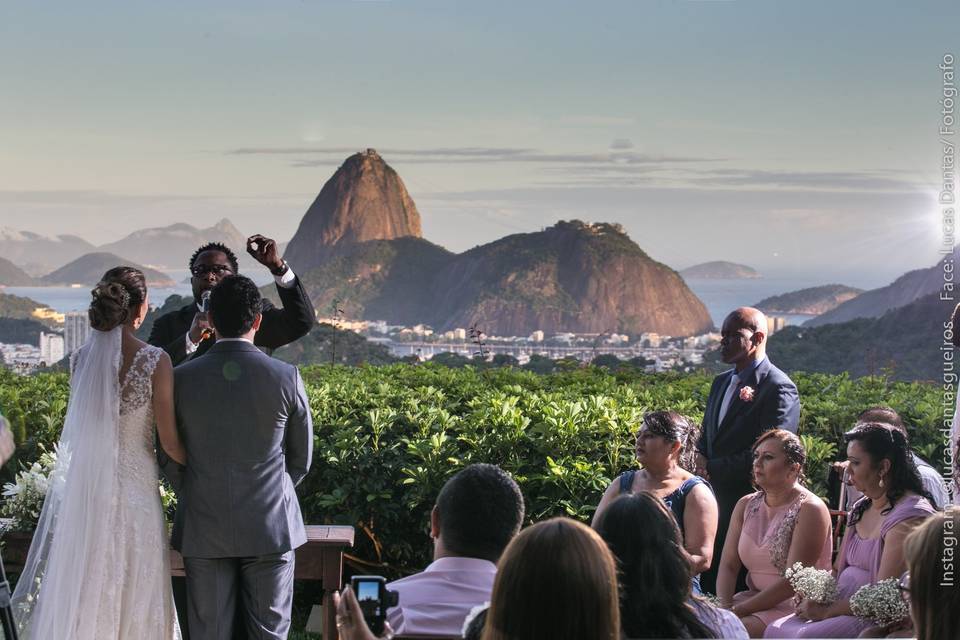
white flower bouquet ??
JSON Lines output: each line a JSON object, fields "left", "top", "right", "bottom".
{"left": 849, "top": 578, "right": 909, "bottom": 627}
{"left": 1, "top": 446, "right": 59, "bottom": 532}
{"left": 784, "top": 562, "right": 839, "bottom": 604}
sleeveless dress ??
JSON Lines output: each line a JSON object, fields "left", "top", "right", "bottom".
{"left": 618, "top": 470, "right": 712, "bottom": 593}
{"left": 764, "top": 494, "right": 934, "bottom": 639}
{"left": 732, "top": 491, "right": 832, "bottom": 627}
{"left": 104, "top": 344, "right": 182, "bottom": 638}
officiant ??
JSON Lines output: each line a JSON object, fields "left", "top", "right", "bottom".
{"left": 148, "top": 235, "right": 314, "bottom": 365}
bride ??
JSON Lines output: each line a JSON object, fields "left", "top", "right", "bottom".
{"left": 12, "top": 266, "right": 187, "bottom": 639}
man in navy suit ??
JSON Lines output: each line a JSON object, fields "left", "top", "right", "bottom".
{"left": 695, "top": 307, "right": 800, "bottom": 594}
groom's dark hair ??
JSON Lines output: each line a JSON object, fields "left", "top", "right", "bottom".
{"left": 209, "top": 275, "right": 261, "bottom": 338}
{"left": 435, "top": 464, "right": 524, "bottom": 563}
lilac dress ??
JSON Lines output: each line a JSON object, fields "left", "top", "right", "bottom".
{"left": 764, "top": 494, "right": 934, "bottom": 639}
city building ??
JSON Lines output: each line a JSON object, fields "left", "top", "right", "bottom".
{"left": 529, "top": 330, "right": 545, "bottom": 342}
{"left": 640, "top": 332, "right": 662, "bottom": 348}
{"left": 766, "top": 316, "right": 787, "bottom": 335}
{"left": 39, "top": 331, "right": 65, "bottom": 365}
{"left": 64, "top": 311, "right": 92, "bottom": 355}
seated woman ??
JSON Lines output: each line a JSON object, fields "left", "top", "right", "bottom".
{"left": 592, "top": 410, "right": 718, "bottom": 593}
{"left": 716, "top": 429, "right": 833, "bottom": 637}
{"left": 595, "top": 491, "right": 748, "bottom": 639}
{"left": 764, "top": 423, "right": 935, "bottom": 639}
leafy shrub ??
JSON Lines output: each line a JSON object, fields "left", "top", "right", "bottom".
{"left": 0, "top": 364, "right": 947, "bottom": 578}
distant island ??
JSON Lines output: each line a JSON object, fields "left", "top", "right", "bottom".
{"left": 754, "top": 284, "right": 863, "bottom": 316}
{"left": 40, "top": 252, "right": 175, "bottom": 288}
{"left": 680, "top": 261, "right": 761, "bottom": 279}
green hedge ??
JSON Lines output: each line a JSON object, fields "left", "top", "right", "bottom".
{"left": 0, "top": 364, "right": 949, "bottom": 578}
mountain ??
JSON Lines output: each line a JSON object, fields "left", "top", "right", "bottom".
{"left": 40, "top": 253, "right": 176, "bottom": 287}
{"left": 426, "top": 221, "right": 713, "bottom": 335}
{"left": 768, "top": 291, "right": 950, "bottom": 381}
{"left": 296, "top": 237, "right": 454, "bottom": 323}
{"left": 0, "top": 293, "right": 54, "bottom": 323}
{"left": 296, "top": 221, "right": 714, "bottom": 336}
{"left": 805, "top": 250, "right": 955, "bottom": 327}
{"left": 97, "top": 219, "right": 251, "bottom": 270}
{"left": 284, "top": 149, "right": 423, "bottom": 272}
{"left": 0, "top": 257, "right": 36, "bottom": 286}
{"left": 0, "top": 229, "right": 96, "bottom": 276}
{"left": 754, "top": 284, "right": 863, "bottom": 316}
{"left": 681, "top": 261, "right": 761, "bottom": 279}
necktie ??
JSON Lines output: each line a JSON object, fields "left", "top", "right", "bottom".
{"left": 717, "top": 372, "right": 740, "bottom": 427}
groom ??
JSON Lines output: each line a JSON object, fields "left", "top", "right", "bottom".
{"left": 168, "top": 274, "right": 313, "bottom": 640}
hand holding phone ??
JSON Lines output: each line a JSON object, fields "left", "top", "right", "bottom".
{"left": 349, "top": 576, "right": 399, "bottom": 636}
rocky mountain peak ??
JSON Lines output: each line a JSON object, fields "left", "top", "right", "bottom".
{"left": 283, "top": 150, "right": 422, "bottom": 272}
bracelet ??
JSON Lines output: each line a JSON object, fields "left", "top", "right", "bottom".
{"left": 270, "top": 260, "right": 289, "bottom": 277}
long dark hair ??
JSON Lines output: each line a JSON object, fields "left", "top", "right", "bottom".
{"left": 844, "top": 422, "right": 932, "bottom": 525}
{"left": 594, "top": 492, "right": 716, "bottom": 639}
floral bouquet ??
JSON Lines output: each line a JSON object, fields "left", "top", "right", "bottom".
{"left": 849, "top": 578, "right": 910, "bottom": 627}
{"left": 1, "top": 446, "right": 59, "bottom": 532}
{"left": 784, "top": 562, "right": 839, "bottom": 604}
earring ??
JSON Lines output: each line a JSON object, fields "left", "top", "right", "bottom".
{"left": 878, "top": 476, "right": 885, "bottom": 489}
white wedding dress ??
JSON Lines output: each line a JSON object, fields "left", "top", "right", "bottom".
{"left": 12, "top": 327, "right": 181, "bottom": 639}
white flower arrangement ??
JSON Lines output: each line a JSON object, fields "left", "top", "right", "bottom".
{"left": 1, "top": 446, "right": 59, "bottom": 532}
{"left": 784, "top": 562, "right": 839, "bottom": 604}
{"left": 849, "top": 578, "right": 909, "bottom": 627}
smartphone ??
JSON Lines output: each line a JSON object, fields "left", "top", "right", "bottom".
{"left": 350, "top": 575, "right": 399, "bottom": 635}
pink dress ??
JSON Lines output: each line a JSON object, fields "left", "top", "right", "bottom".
{"left": 764, "top": 494, "right": 934, "bottom": 638}
{"left": 732, "top": 491, "right": 832, "bottom": 627}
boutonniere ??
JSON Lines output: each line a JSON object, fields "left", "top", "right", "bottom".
{"left": 739, "top": 386, "right": 755, "bottom": 402}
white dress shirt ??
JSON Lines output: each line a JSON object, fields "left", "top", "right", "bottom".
{"left": 386, "top": 556, "right": 496, "bottom": 637}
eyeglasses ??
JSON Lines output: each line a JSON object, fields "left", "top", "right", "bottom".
{"left": 191, "top": 264, "right": 233, "bottom": 278}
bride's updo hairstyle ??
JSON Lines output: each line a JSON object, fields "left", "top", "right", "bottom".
{"left": 88, "top": 266, "right": 147, "bottom": 331}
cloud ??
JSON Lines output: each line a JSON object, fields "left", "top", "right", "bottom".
{"left": 609, "top": 138, "right": 635, "bottom": 150}
{"left": 228, "top": 145, "right": 720, "bottom": 169}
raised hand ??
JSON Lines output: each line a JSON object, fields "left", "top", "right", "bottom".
{"left": 247, "top": 234, "right": 283, "bottom": 272}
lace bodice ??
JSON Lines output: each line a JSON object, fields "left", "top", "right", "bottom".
{"left": 745, "top": 491, "right": 809, "bottom": 574}
{"left": 118, "top": 345, "right": 164, "bottom": 487}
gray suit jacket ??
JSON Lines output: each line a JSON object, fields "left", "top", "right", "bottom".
{"left": 167, "top": 340, "right": 313, "bottom": 558}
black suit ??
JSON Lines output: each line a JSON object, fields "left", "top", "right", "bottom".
{"left": 696, "top": 357, "right": 800, "bottom": 594}
{"left": 148, "top": 276, "right": 314, "bottom": 365}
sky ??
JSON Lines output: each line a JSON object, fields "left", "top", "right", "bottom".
{"left": 1, "top": 1, "right": 957, "bottom": 289}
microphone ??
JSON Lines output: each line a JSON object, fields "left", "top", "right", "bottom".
{"left": 198, "top": 291, "right": 214, "bottom": 341}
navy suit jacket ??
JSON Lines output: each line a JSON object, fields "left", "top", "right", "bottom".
{"left": 696, "top": 358, "right": 800, "bottom": 495}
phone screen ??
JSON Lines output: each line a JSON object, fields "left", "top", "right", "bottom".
{"left": 356, "top": 579, "right": 382, "bottom": 616}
